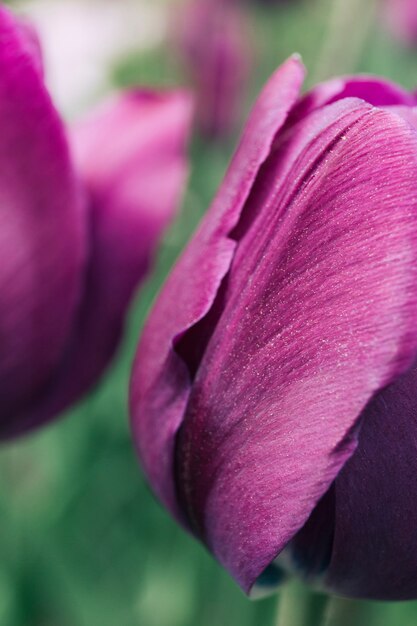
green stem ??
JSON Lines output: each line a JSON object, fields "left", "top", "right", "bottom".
{"left": 323, "top": 597, "right": 384, "bottom": 626}
{"left": 275, "top": 581, "right": 328, "bottom": 626}
{"left": 324, "top": 597, "right": 361, "bottom": 626}
{"left": 311, "top": 0, "right": 378, "bottom": 84}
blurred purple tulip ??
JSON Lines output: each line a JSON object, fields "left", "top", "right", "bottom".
{"left": 383, "top": 0, "right": 417, "bottom": 45}
{"left": 131, "top": 56, "right": 417, "bottom": 600}
{"left": 175, "top": 0, "right": 251, "bottom": 139}
{"left": 0, "top": 6, "right": 192, "bottom": 439}
{"left": 250, "top": 0, "right": 291, "bottom": 5}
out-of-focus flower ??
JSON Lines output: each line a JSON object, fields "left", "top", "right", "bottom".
{"left": 0, "top": 6, "right": 192, "bottom": 439}
{"left": 175, "top": 0, "right": 251, "bottom": 139}
{"left": 249, "top": 0, "right": 292, "bottom": 5}
{"left": 131, "top": 56, "right": 417, "bottom": 600}
{"left": 383, "top": 0, "right": 417, "bottom": 46}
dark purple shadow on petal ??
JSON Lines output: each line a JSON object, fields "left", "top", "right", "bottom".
{"left": 324, "top": 361, "right": 417, "bottom": 600}
{"left": 289, "top": 487, "right": 336, "bottom": 580}
{"left": 174, "top": 274, "right": 230, "bottom": 380}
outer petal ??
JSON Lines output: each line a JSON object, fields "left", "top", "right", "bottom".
{"left": 322, "top": 363, "right": 417, "bottom": 600}
{"left": 0, "top": 7, "right": 85, "bottom": 435}
{"left": 130, "top": 57, "right": 305, "bottom": 520}
{"left": 1, "top": 90, "right": 192, "bottom": 438}
{"left": 174, "top": 102, "right": 417, "bottom": 591}
{"left": 289, "top": 75, "right": 415, "bottom": 125}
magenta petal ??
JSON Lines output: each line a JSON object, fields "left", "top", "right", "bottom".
{"left": 324, "top": 363, "right": 417, "bottom": 599}
{"left": 71, "top": 90, "right": 193, "bottom": 248}
{"left": 290, "top": 76, "right": 415, "bottom": 125}
{"left": 384, "top": 104, "right": 417, "bottom": 132}
{"left": 0, "top": 90, "right": 193, "bottom": 438}
{"left": 174, "top": 103, "right": 417, "bottom": 591}
{"left": 130, "top": 57, "right": 305, "bottom": 521}
{"left": 0, "top": 6, "right": 85, "bottom": 434}
{"left": 14, "top": 16, "right": 44, "bottom": 77}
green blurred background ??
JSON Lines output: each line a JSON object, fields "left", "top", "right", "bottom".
{"left": 2, "top": 0, "right": 417, "bottom": 624}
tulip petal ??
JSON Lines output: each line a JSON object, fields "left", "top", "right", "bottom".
{"left": 174, "top": 102, "right": 417, "bottom": 591}
{"left": 290, "top": 76, "right": 415, "bottom": 125}
{"left": 71, "top": 90, "right": 193, "bottom": 248}
{"left": 1, "top": 90, "right": 192, "bottom": 438}
{"left": 14, "top": 17, "right": 44, "bottom": 77}
{"left": 384, "top": 105, "right": 417, "bottom": 132}
{"left": 322, "top": 364, "right": 417, "bottom": 600}
{"left": 0, "top": 6, "right": 85, "bottom": 435}
{"left": 130, "top": 57, "right": 305, "bottom": 520}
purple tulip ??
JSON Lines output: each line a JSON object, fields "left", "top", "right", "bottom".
{"left": 175, "top": 0, "right": 250, "bottom": 139}
{"left": 0, "top": 6, "right": 192, "bottom": 439}
{"left": 131, "top": 55, "right": 417, "bottom": 600}
{"left": 383, "top": 0, "right": 417, "bottom": 45}
{"left": 250, "top": 0, "right": 291, "bottom": 5}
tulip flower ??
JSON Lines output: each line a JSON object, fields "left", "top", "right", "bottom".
{"left": 383, "top": 0, "right": 417, "bottom": 46}
{"left": 250, "top": 0, "right": 291, "bottom": 5}
{"left": 131, "top": 55, "right": 417, "bottom": 600}
{"left": 175, "top": 0, "right": 250, "bottom": 139}
{"left": 0, "top": 6, "right": 192, "bottom": 439}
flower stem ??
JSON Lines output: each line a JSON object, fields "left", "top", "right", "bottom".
{"left": 323, "top": 597, "right": 381, "bottom": 626}
{"left": 275, "top": 581, "right": 328, "bottom": 626}
{"left": 312, "top": 0, "right": 378, "bottom": 84}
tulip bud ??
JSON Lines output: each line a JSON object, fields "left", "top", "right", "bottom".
{"left": 0, "top": 6, "right": 192, "bottom": 439}
{"left": 175, "top": 0, "right": 251, "bottom": 139}
{"left": 131, "top": 56, "right": 417, "bottom": 600}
